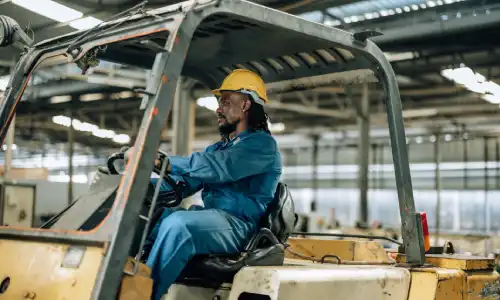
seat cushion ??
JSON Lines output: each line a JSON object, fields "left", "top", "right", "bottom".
{"left": 176, "top": 244, "right": 285, "bottom": 285}
{"left": 259, "top": 183, "right": 297, "bottom": 244}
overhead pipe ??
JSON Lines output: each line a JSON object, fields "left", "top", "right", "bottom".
{"left": 373, "top": 10, "right": 500, "bottom": 45}
{"left": 23, "top": 81, "right": 118, "bottom": 100}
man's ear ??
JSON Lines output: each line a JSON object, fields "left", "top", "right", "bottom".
{"left": 242, "top": 98, "right": 252, "bottom": 112}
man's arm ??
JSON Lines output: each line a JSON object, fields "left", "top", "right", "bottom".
{"left": 168, "top": 134, "right": 279, "bottom": 184}
{"left": 151, "top": 175, "right": 203, "bottom": 200}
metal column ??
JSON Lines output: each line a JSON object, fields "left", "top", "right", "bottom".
{"left": 357, "top": 83, "right": 370, "bottom": 224}
{"left": 434, "top": 132, "right": 441, "bottom": 246}
{"left": 172, "top": 78, "right": 195, "bottom": 156}
{"left": 67, "top": 108, "right": 74, "bottom": 206}
{"left": 484, "top": 137, "right": 490, "bottom": 233}
{"left": 496, "top": 138, "right": 499, "bottom": 189}
{"left": 379, "top": 143, "right": 385, "bottom": 189}
{"left": 332, "top": 145, "right": 339, "bottom": 187}
{"left": 463, "top": 135, "right": 468, "bottom": 189}
{"left": 292, "top": 148, "right": 299, "bottom": 188}
{"left": 311, "top": 135, "right": 319, "bottom": 212}
{"left": 172, "top": 79, "right": 196, "bottom": 209}
{"left": 371, "top": 144, "right": 377, "bottom": 190}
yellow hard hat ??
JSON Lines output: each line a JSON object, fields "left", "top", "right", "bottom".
{"left": 212, "top": 69, "right": 268, "bottom": 105}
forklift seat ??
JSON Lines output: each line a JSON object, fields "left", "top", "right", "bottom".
{"left": 174, "top": 182, "right": 297, "bottom": 287}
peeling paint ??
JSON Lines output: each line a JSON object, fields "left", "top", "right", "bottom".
{"left": 480, "top": 281, "right": 500, "bottom": 299}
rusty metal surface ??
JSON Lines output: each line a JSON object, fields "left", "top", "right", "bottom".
{"left": 468, "top": 272, "right": 500, "bottom": 300}
{"left": 407, "top": 267, "right": 500, "bottom": 300}
{"left": 396, "top": 254, "right": 495, "bottom": 271}
{"left": 407, "top": 268, "right": 464, "bottom": 300}
{"left": 285, "top": 237, "right": 390, "bottom": 264}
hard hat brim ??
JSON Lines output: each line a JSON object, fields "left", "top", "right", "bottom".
{"left": 211, "top": 89, "right": 266, "bottom": 106}
{"left": 211, "top": 88, "right": 222, "bottom": 96}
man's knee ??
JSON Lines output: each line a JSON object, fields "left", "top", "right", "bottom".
{"left": 158, "top": 211, "right": 193, "bottom": 237}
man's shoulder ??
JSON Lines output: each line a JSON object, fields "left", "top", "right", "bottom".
{"left": 204, "top": 141, "right": 223, "bottom": 152}
{"left": 241, "top": 131, "right": 278, "bottom": 148}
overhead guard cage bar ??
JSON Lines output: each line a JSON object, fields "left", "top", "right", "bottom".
{"left": 0, "top": 0, "right": 425, "bottom": 298}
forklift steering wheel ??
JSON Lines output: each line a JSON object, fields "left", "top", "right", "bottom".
{"left": 107, "top": 152, "right": 125, "bottom": 175}
{"left": 152, "top": 149, "right": 185, "bottom": 207}
{"left": 105, "top": 149, "right": 184, "bottom": 207}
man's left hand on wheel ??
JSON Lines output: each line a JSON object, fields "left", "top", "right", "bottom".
{"left": 124, "top": 146, "right": 171, "bottom": 172}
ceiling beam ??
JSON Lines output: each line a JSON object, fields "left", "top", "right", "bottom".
{"left": 274, "top": 0, "right": 364, "bottom": 15}
{"left": 373, "top": 9, "right": 500, "bottom": 46}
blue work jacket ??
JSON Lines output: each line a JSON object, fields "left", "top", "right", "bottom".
{"left": 151, "top": 130, "right": 283, "bottom": 225}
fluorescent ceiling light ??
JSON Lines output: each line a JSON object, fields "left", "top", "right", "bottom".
{"left": 52, "top": 115, "right": 130, "bottom": 144}
{"left": 80, "top": 93, "right": 105, "bottom": 102}
{"left": 269, "top": 122, "right": 286, "bottom": 133}
{"left": 113, "top": 134, "right": 131, "bottom": 144}
{"left": 441, "top": 65, "right": 500, "bottom": 104}
{"left": 0, "top": 76, "right": 10, "bottom": 91}
{"left": 197, "top": 96, "right": 218, "bottom": 111}
{"left": 385, "top": 52, "right": 415, "bottom": 62}
{"left": 402, "top": 108, "right": 438, "bottom": 118}
{"left": 12, "top": 0, "right": 83, "bottom": 23}
{"left": 320, "top": 0, "right": 466, "bottom": 27}
{"left": 69, "top": 16, "right": 102, "bottom": 30}
{"left": 12, "top": 0, "right": 102, "bottom": 31}
{"left": 48, "top": 174, "right": 88, "bottom": 183}
{"left": 324, "top": 20, "right": 341, "bottom": 26}
{"left": 92, "top": 128, "right": 116, "bottom": 139}
{"left": 50, "top": 95, "right": 72, "bottom": 104}
{"left": 2, "top": 144, "right": 17, "bottom": 151}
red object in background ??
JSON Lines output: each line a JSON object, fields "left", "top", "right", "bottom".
{"left": 419, "top": 212, "right": 431, "bottom": 252}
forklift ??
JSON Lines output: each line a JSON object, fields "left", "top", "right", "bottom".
{"left": 0, "top": 0, "right": 499, "bottom": 299}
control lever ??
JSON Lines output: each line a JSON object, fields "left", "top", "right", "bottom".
{"left": 126, "top": 146, "right": 175, "bottom": 276}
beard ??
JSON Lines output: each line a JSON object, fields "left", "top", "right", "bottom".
{"left": 218, "top": 117, "right": 239, "bottom": 137}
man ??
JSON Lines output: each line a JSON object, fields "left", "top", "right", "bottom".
{"left": 129, "top": 69, "right": 282, "bottom": 299}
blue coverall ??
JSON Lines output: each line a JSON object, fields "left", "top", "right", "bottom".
{"left": 145, "top": 129, "right": 282, "bottom": 299}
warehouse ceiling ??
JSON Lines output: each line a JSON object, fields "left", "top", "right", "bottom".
{"left": 1, "top": 0, "right": 500, "bottom": 155}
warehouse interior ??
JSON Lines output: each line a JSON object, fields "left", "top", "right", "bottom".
{"left": 1, "top": 0, "right": 500, "bottom": 298}
{"left": 2, "top": 0, "right": 500, "bottom": 242}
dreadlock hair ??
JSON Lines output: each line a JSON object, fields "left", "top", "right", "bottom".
{"left": 247, "top": 96, "right": 271, "bottom": 135}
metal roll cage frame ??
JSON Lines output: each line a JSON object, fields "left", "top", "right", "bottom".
{"left": 0, "top": 0, "right": 425, "bottom": 298}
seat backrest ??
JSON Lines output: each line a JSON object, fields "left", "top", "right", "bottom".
{"left": 259, "top": 182, "right": 298, "bottom": 243}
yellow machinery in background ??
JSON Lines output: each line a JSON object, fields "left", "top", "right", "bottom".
{"left": 0, "top": 1, "right": 499, "bottom": 299}
{"left": 0, "top": 180, "right": 36, "bottom": 228}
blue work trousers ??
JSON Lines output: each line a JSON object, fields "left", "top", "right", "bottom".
{"left": 145, "top": 206, "right": 255, "bottom": 300}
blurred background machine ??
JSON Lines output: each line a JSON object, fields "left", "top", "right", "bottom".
{"left": 0, "top": 180, "right": 36, "bottom": 228}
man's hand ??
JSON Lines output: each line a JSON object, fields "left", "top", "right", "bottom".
{"left": 90, "top": 166, "right": 110, "bottom": 185}
{"left": 124, "top": 146, "right": 171, "bottom": 172}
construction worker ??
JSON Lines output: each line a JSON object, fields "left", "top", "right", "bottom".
{"left": 125, "top": 69, "right": 283, "bottom": 299}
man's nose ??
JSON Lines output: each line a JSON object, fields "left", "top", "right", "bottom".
{"left": 215, "top": 105, "right": 223, "bottom": 114}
